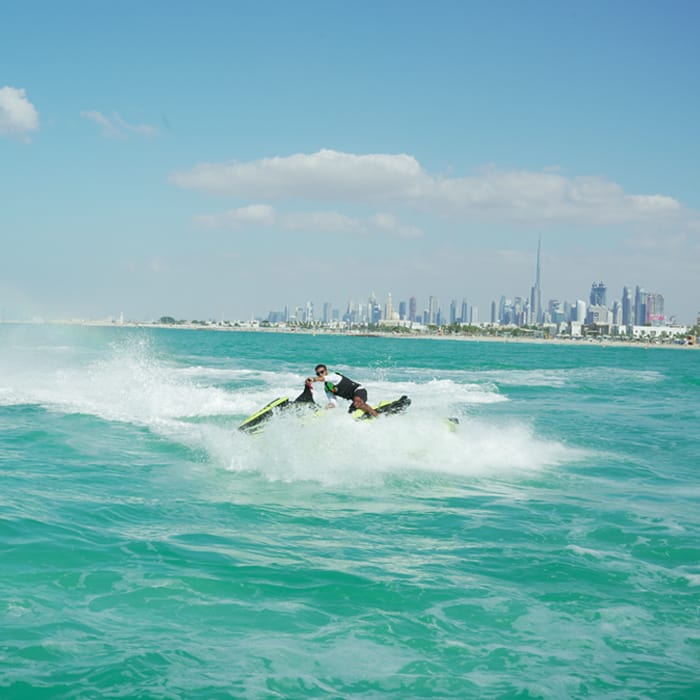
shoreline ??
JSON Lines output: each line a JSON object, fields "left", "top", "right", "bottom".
{"left": 2, "top": 319, "right": 697, "bottom": 350}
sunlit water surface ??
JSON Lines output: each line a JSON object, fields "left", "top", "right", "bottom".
{"left": 1, "top": 324, "right": 699, "bottom": 698}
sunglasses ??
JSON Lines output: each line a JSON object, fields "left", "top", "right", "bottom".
{"left": 316, "top": 369, "right": 326, "bottom": 376}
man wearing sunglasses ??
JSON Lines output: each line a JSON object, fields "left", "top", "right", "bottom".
{"left": 308, "top": 364, "right": 378, "bottom": 418}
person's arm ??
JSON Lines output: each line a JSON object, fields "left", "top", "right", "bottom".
{"left": 322, "top": 372, "right": 340, "bottom": 408}
{"left": 305, "top": 374, "right": 336, "bottom": 407}
{"left": 308, "top": 372, "right": 330, "bottom": 383}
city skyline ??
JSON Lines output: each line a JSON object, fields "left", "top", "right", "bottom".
{"left": 260, "top": 239, "right": 679, "bottom": 327}
{"left": 2, "top": 3, "right": 699, "bottom": 324}
{"left": 262, "top": 276, "right": 677, "bottom": 329}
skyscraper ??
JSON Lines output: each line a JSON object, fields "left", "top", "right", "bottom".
{"left": 622, "top": 286, "right": 633, "bottom": 326}
{"left": 612, "top": 300, "right": 622, "bottom": 326}
{"left": 634, "top": 286, "right": 646, "bottom": 325}
{"left": 576, "top": 299, "right": 587, "bottom": 322}
{"left": 428, "top": 296, "right": 438, "bottom": 325}
{"left": 647, "top": 293, "right": 664, "bottom": 325}
{"left": 590, "top": 281, "right": 607, "bottom": 307}
{"left": 449, "top": 299, "right": 458, "bottom": 324}
{"left": 343, "top": 299, "right": 356, "bottom": 324}
{"left": 533, "top": 237, "right": 542, "bottom": 324}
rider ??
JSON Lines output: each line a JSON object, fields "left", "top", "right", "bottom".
{"left": 308, "top": 364, "right": 378, "bottom": 417}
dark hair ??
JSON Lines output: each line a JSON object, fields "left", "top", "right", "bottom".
{"left": 314, "top": 364, "right": 327, "bottom": 373}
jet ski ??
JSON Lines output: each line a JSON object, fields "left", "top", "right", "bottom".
{"left": 238, "top": 382, "right": 412, "bottom": 434}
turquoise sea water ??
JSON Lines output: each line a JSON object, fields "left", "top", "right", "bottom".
{"left": 1, "top": 323, "right": 699, "bottom": 699}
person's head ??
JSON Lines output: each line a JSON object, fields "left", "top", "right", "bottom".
{"left": 314, "top": 364, "right": 328, "bottom": 378}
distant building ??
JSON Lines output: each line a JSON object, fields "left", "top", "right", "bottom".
{"left": 384, "top": 292, "right": 393, "bottom": 321}
{"left": 647, "top": 293, "right": 665, "bottom": 325}
{"left": 586, "top": 305, "right": 612, "bottom": 325}
{"left": 428, "top": 296, "right": 438, "bottom": 325}
{"left": 532, "top": 236, "right": 543, "bottom": 323}
{"left": 634, "top": 286, "right": 646, "bottom": 325}
{"left": 629, "top": 324, "right": 687, "bottom": 339}
{"left": 409, "top": 296, "right": 417, "bottom": 322}
{"left": 498, "top": 296, "right": 510, "bottom": 324}
{"left": 622, "top": 286, "right": 633, "bottom": 326}
{"left": 611, "top": 300, "right": 622, "bottom": 326}
{"left": 590, "top": 281, "right": 607, "bottom": 307}
{"left": 548, "top": 299, "right": 565, "bottom": 324}
{"left": 449, "top": 299, "right": 458, "bottom": 324}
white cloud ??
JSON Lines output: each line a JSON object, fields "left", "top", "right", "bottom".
{"left": 171, "top": 149, "right": 691, "bottom": 229}
{"left": 81, "top": 110, "right": 157, "bottom": 138}
{"left": 283, "top": 210, "right": 361, "bottom": 233}
{"left": 194, "top": 204, "right": 276, "bottom": 229}
{"left": 149, "top": 257, "right": 168, "bottom": 273}
{"left": 194, "top": 204, "right": 422, "bottom": 238}
{"left": 170, "top": 149, "right": 425, "bottom": 200}
{"left": 0, "top": 86, "right": 39, "bottom": 141}
{"left": 429, "top": 169, "right": 682, "bottom": 225}
{"left": 368, "top": 212, "right": 422, "bottom": 238}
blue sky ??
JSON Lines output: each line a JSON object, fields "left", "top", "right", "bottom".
{"left": 2, "top": 0, "right": 699, "bottom": 323}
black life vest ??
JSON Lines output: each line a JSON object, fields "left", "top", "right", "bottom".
{"left": 325, "top": 372, "right": 360, "bottom": 400}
